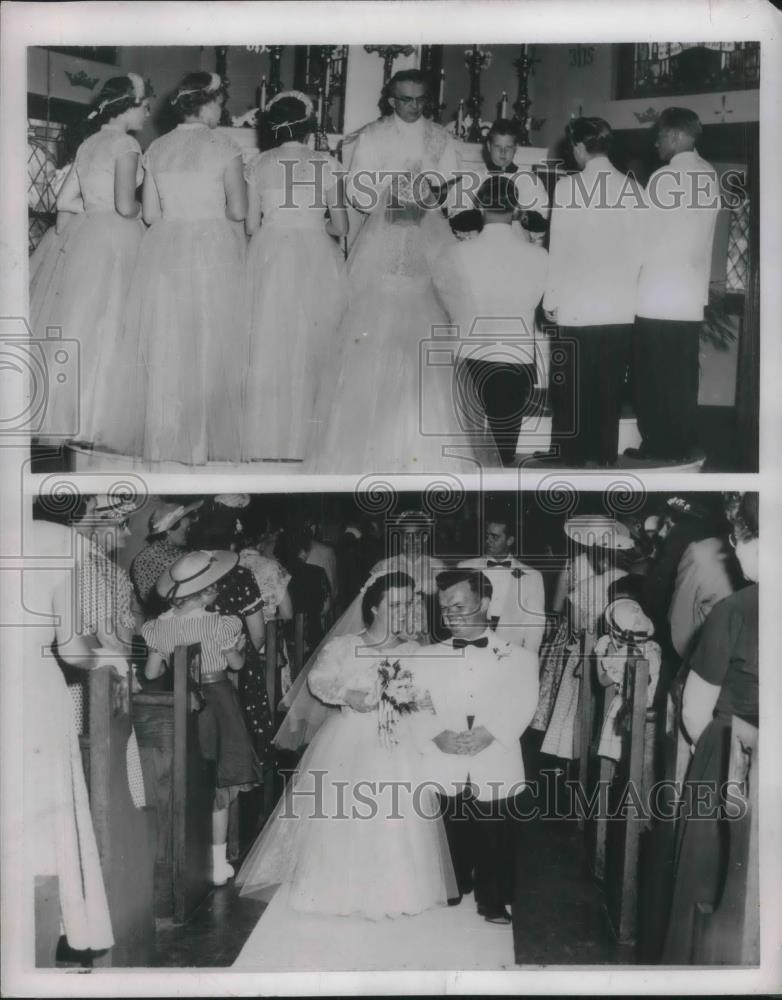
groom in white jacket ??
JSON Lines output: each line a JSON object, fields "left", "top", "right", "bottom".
{"left": 414, "top": 569, "right": 539, "bottom": 924}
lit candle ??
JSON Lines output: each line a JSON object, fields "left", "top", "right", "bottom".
{"left": 325, "top": 61, "right": 331, "bottom": 97}
{"left": 457, "top": 98, "right": 464, "bottom": 137}
{"left": 500, "top": 91, "right": 508, "bottom": 118}
{"left": 260, "top": 75, "right": 267, "bottom": 111}
{"left": 438, "top": 68, "right": 445, "bottom": 106}
{"left": 317, "top": 88, "right": 323, "bottom": 127}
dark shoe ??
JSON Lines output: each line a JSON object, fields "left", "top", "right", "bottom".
{"left": 447, "top": 894, "right": 463, "bottom": 907}
{"left": 477, "top": 905, "right": 512, "bottom": 924}
{"left": 623, "top": 446, "right": 653, "bottom": 460}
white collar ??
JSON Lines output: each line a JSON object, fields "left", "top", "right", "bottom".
{"left": 393, "top": 114, "right": 425, "bottom": 134}
{"left": 670, "top": 150, "right": 700, "bottom": 166}
{"left": 581, "top": 154, "right": 613, "bottom": 175}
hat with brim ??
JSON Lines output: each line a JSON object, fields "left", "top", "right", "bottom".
{"left": 90, "top": 493, "right": 143, "bottom": 522}
{"left": 604, "top": 597, "right": 654, "bottom": 640}
{"left": 149, "top": 499, "right": 204, "bottom": 537}
{"left": 156, "top": 549, "right": 238, "bottom": 601}
{"left": 563, "top": 515, "right": 635, "bottom": 551}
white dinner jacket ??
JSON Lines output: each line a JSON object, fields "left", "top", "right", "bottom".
{"left": 458, "top": 555, "right": 546, "bottom": 653}
{"left": 410, "top": 631, "right": 539, "bottom": 800}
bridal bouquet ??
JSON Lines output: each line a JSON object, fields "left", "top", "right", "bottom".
{"left": 375, "top": 659, "right": 420, "bottom": 748}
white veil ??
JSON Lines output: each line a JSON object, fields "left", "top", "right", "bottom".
{"left": 273, "top": 553, "right": 445, "bottom": 751}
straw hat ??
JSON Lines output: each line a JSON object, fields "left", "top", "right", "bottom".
{"left": 604, "top": 598, "right": 655, "bottom": 640}
{"left": 148, "top": 499, "right": 203, "bottom": 536}
{"left": 156, "top": 549, "right": 238, "bottom": 601}
{"left": 563, "top": 515, "right": 634, "bottom": 551}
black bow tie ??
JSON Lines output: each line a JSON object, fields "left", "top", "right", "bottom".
{"left": 452, "top": 636, "right": 489, "bottom": 649}
{"left": 486, "top": 559, "right": 512, "bottom": 568}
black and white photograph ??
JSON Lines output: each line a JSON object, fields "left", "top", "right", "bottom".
{"left": 19, "top": 35, "right": 761, "bottom": 474}
{"left": 1, "top": 1, "right": 779, "bottom": 997}
{"left": 8, "top": 484, "right": 763, "bottom": 972}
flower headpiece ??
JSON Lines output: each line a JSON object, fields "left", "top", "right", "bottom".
{"left": 87, "top": 72, "right": 148, "bottom": 120}
{"left": 172, "top": 71, "right": 223, "bottom": 105}
{"left": 265, "top": 89, "right": 315, "bottom": 137}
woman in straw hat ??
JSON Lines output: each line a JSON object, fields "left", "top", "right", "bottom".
{"left": 142, "top": 549, "right": 262, "bottom": 886}
{"left": 531, "top": 515, "right": 634, "bottom": 760}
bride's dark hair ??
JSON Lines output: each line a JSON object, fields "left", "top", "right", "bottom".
{"left": 259, "top": 96, "right": 315, "bottom": 150}
{"left": 361, "top": 572, "right": 415, "bottom": 626}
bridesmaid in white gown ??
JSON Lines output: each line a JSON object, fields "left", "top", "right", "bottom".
{"left": 94, "top": 71, "right": 248, "bottom": 465}
{"left": 30, "top": 73, "right": 150, "bottom": 443}
{"left": 236, "top": 571, "right": 457, "bottom": 919}
{"left": 242, "top": 91, "right": 347, "bottom": 462}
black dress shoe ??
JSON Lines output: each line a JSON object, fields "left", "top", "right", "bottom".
{"left": 477, "top": 905, "right": 512, "bottom": 924}
{"left": 623, "top": 446, "right": 654, "bottom": 460}
{"left": 447, "top": 894, "right": 463, "bottom": 907}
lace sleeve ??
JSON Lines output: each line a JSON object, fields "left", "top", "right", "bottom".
{"left": 307, "top": 636, "right": 353, "bottom": 706}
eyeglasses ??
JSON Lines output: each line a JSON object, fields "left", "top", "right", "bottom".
{"left": 393, "top": 96, "right": 428, "bottom": 107}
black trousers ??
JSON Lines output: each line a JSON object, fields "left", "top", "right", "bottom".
{"left": 632, "top": 317, "right": 701, "bottom": 459}
{"left": 438, "top": 790, "right": 529, "bottom": 912}
{"left": 458, "top": 359, "right": 538, "bottom": 466}
{"left": 550, "top": 324, "right": 631, "bottom": 466}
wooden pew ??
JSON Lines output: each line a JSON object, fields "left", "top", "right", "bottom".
{"left": 40, "top": 663, "right": 157, "bottom": 967}
{"left": 132, "top": 645, "right": 213, "bottom": 925}
{"left": 691, "top": 717, "right": 759, "bottom": 965}
{"left": 603, "top": 644, "right": 651, "bottom": 945}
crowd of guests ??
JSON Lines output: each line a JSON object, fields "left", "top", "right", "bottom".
{"left": 25, "top": 489, "right": 757, "bottom": 960}
{"left": 30, "top": 64, "right": 720, "bottom": 470}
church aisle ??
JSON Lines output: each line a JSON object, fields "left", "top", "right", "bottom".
{"left": 233, "top": 883, "right": 515, "bottom": 971}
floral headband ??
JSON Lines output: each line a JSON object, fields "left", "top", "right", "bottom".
{"left": 172, "top": 71, "right": 223, "bottom": 105}
{"left": 266, "top": 89, "right": 315, "bottom": 136}
{"left": 87, "top": 72, "right": 147, "bottom": 120}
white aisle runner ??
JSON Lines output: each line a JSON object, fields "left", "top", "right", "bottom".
{"left": 233, "top": 884, "right": 515, "bottom": 971}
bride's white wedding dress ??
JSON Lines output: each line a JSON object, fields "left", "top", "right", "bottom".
{"left": 236, "top": 632, "right": 456, "bottom": 919}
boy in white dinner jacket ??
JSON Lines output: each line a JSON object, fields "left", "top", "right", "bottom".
{"left": 413, "top": 569, "right": 539, "bottom": 924}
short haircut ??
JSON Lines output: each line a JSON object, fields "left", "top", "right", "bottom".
{"left": 487, "top": 118, "right": 519, "bottom": 144}
{"left": 436, "top": 568, "right": 493, "bottom": 602}
{"left": 380, "top": 68, "right": 431, "bottom": 116}
{"left": 656, "top": 106, "right": 702, "bottom": 142}
{"left": 476, "top": 174, "right": 518, "bottom": 213}
{"left": 361, "top": 572, "right": 415, "bottom": 625}
{"left": 486, "top": 511, "right": 515, "bottom": 536}
{"left": 449, "top": 208, "right": 484, "bottom": 236}
{"left": 566, "top": 116, "right": 613, "bottom": 156}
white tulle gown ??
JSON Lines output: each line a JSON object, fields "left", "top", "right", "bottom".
{"left": 243, "top": 143, "right": 346, "bottom": 461}
{"left": 93, "top": 123, "right": 247, "bottom": 464}
{"left": 29, "top": 125, "right": 144, "bottom": 443}
{"left": 236, "top": 633, "right": 456, "bottom": 919}
{"left": 306, "top": 191, "right": 497, "bottom": 474}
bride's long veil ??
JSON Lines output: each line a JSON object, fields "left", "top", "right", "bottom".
{"left": 272, "top": 590, "right": 365, "bottom": 751}
{"left": 273, "top": 555, "right": 441, "bottom": 751}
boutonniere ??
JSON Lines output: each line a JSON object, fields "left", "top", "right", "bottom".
{"left": 491, "top": 643, "right": 512, "bottom": 661}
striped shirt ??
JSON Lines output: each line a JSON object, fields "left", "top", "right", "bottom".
{"left": 142, "top": 609, "right": 242, "bottom": 675}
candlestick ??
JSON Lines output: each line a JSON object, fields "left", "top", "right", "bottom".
{"left": 438, "top": 68, "right": 445, "bottom": 106}
{"left": 317, "top": 88, "right": 323, "bottom": 128}
{"left": 500, "top": 91, "right": 508, "bottom": 118}
{"left": 260, "top": 75, "right": 267, "bottom": 111}
{"left": 457, "top": 98, "right": 464, "bottom": 138}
